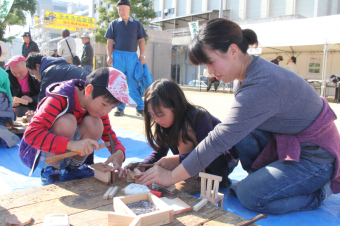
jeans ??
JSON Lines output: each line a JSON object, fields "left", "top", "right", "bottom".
{"left": 234, "top": 129, "right": 334, "bottom": 214}
{"left": 83, "top": 65, "right": 93, "bottom": 73}
{"left": 112, "top": 50, "right": 144, "bottom": 111}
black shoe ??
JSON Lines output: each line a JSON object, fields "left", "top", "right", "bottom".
{"left": 136, "top": 109, "right": 144, "bottom": 117}
{"left": 114, "top": 108, "right": 124, "bottom": 116}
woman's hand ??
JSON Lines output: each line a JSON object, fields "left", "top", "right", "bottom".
{"left": 139, "top": 165, "right": 173, "bottom": 187}
{"left": 103, "top": 150, "right": 125, "bottom": 178}
{"left": 66, "top": 139, "right": 99, "bottom": 156}
{"left": 155, "top": 155, "right": 179, "bottom": 170}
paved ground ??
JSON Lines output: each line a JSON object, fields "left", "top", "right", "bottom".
{"left": 109, "top": 85, "right": 340, "bottom": 135}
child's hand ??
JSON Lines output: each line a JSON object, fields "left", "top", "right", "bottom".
{"left": 103, "top": 150, "right": 125, "bottom": 178}
{"left": 67, "top": 139, "right": 99, "bottom": 156}
{"left": 155, "top": 155, "right": 180, "bottom": 170}
{"left": 124, "top": 163, "right": 145, "bottom": 175}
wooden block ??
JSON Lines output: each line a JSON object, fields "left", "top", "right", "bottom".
{"left": 199, "top": 172, "right": 222, "bottom": 182}
{"left": 206, "top": 179, "right": 212, "bottom": 198}
{"left": 13, "top": 97, "right": 29, "bottom": 105}
{"left": 103, "top": 187, "right": 114, "bottom": 200}
{"left": 160, "top": 197, "right": 192, "bottom": 214}
{"left": 129, "top": 216, "right": 141, "bottom": 226}
{"left": 6, "top": 213, "right": 32, "bottom": 226}
{"left": 111, "top": 171, "right": 115, "bottom": 184}
{"left": 113, "top": 192, "right": 174, "bottom": 226}
{"left": 108, "top": 212, "right": 136, "bottom": 226}
{"left": 193, "top": 198, "right": 208, "bottom": 211}
{"left": 94, "top": 170, "right": 111, "bottom": 185}
{"left": 108, "top": 186, "right": 119, "bottom": 199}
{"left": 128, "top": 168, "right": 142, "bottom": 179}
{"left": 126, "top": 174, "right": 135, "bottom": 183}
{"left": 90, "top": 163, "right": 112, "bottom": 173}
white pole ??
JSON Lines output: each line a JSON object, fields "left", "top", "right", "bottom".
{"left": 321, "top": 42, "right": 328, "bottom": 97}
{"left": 219, "top": 0, "right": 223, "bottom": 18}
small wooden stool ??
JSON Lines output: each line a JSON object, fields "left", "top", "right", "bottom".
{"left": 199, "top": 172, "right": 224, "bottom": 207}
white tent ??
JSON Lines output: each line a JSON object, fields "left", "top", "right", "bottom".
{"left": 240, "top": 14, "right": 340, "bottom": 96}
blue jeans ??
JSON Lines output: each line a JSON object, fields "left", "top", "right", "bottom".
{"left": 112, "top": 50, "right": 144, "bottom": 111}
{"left": 234, "top": 129, "right": 334, "bottom": 214}
{"left": 82, "top": 65, "right": 93, "bottom": 73}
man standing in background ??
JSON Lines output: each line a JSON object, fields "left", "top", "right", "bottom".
{"left": 22, "top": 32, "right": 40, "bottom": 58}
{"left": 0, "top": 40, "right": 9, "bottom": 69}
{"left": 80, "top": 33, "right": 93, "bottom": 73}
{"left": 58, "top": 29, "right": 76, "bottom": 64}
{"left": 105, "top": 0, "right": 147, "bottom": 117}
{"left": 270, "top": 55, "right": 283, "bottom": 65}
{"left": 51, "top": 49, "right": 60, "bottom": 57}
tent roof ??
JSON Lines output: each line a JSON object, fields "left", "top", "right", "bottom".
{"left": 240, "top": 14, "right": 340, "bottom": 49}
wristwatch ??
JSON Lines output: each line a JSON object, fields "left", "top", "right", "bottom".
{"left": 140, "top": 55, "right": 146, "bottom": 59}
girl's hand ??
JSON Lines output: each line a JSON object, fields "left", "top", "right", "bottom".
{"left": 155, "top": 155, "right": 180, "bottom": 170}
{"left": 67, "top": 139, "right": 99, "bottom": 156}
{"left": 140, "top": 165, "right": 173, "bottom": 187}
{"left": 103, "top": 150, "right": 125, "bottom": 178}
{"left": 124, "top": 163, "right": 145, "bottom": 175}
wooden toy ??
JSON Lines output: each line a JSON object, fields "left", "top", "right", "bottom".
{"left": 109, "top": 186, "right": 119, "bottom": 199}
{"left": 109, "top": 192, "right": 174, "bottom": 226}
{"left": 198, "top": 172, "right": 224, "bottom": 208}
{"left": 91, "top": 163, "right": 113, "bottom": 185}
{"left": 103, "top": 187, "right": 114, "bottom": 200}
{"left": 13, "top": 97, "right": 29, "bottom": 105}
{"left": 160, "top": 197, "right": 192, "bottom": 214}
{"left": 193, "top": 198, "right": 208, "bottom": 212}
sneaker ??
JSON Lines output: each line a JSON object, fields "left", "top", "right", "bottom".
{"left": 136, "top": 109, "right": 144, "bottom": 117}
{"left": 62, "top": 165, "right": 94, "bottom": 181}
{"left": 41, "top": 166, "right": 63, "bottom": 185}
{"left": 114, "top": 108, "right": 124, "bottom": 116}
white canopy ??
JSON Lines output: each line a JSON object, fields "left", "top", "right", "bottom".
{"left": 240, "top": 14, "right": 340, "bottom": 48}
{"left": 240, "top": 14, "right": 340, "bottom": 96}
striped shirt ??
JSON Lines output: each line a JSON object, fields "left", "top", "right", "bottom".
{"left": 24, "top": 89, "right": 125, "bottom": 157}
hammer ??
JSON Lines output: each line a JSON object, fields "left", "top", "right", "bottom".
{"left": 128, "top": 162, "right": 154, "bottom": 171}
{"left": 45, "top": 135, "right": 116, "bottom": 164}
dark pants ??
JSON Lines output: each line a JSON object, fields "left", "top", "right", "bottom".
{"left": 207, "top": 80, "right": 220, "bottom": 91}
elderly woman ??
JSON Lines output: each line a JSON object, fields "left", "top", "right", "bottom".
{"left": 140, "top": 18, "right": 340, "bottom": 214}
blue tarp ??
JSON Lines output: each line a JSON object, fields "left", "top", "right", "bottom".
{"left": 0, "top": 127, "right": 339, "bottom": 225}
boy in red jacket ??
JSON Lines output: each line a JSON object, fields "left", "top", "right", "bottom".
{"left": 21, "top": 67, "right": 136, "bottom": 185}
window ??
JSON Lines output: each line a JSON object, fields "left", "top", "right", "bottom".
{"left": 156, "top": 11, "right": 161, "bottom": 17}
{"left": 169, "top": 8, "right": 175, "bottom": 14}
{"left": 108, "top": 4, "right": 111, "bottom": 9}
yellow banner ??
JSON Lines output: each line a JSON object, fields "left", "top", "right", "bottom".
{"left": 45, "top": 11, "right": 95, "bottom": 29}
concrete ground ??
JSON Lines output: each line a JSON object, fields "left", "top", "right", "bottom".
{"left": 108, "top": 85, "right": 340, "bottom": 135}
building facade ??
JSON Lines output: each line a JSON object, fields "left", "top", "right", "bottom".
{"left": 150, "top": 0, "right": 340, "bottom": 87}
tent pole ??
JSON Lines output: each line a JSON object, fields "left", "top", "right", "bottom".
{"left": 321, "top": 42, "right": 328, "bottom": 97}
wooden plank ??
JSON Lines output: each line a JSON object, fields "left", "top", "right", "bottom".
{"left": 91, "top": 163, "right": 112, "bottom": 173}
{"left": 206, "top": 179, "right": 212, "bottom": 198}
{"left": 108, "top": 186, "right": 119, "bottom": 199}
{"left": 193, "top": 199, "right": 208, "bottom": 211}
{"left": 103, "top": 187, "right": 114, "bottom": 200}
{"left": 0, "top": 177, "right": 126, "bottom": 210}
{"left": 0, "top": 175, "right": 250, "bottom": 226}
{"left": 94, "top": 170, "right": 111, "bottom": 185}
{"left": 199, "top": 172, "right": 222, "bottom": 182}
{"left": 160, "top": 197, "right": 192, "bottom": 214}
{"left": 108, "top": 212, "right": 136, "bottom": 226}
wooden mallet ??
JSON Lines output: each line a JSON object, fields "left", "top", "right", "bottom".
{"left": 45, "top": 136, "right": 115, "bottom": 164}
